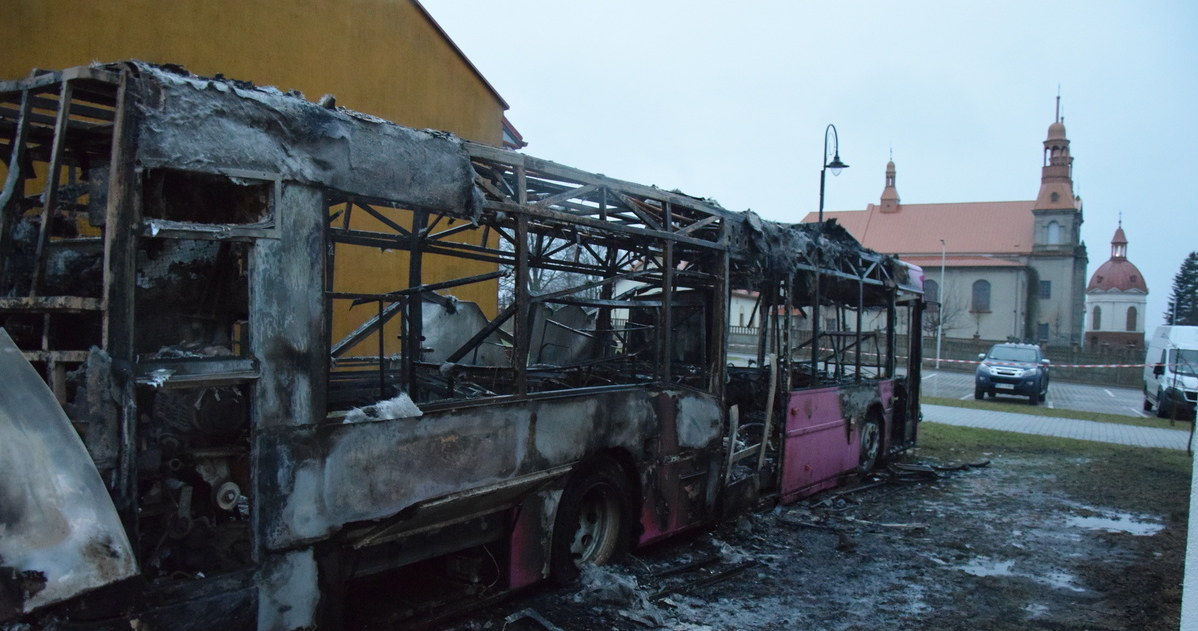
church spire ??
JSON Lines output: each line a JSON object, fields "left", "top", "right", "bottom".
{"left": 1111, "top": 220, "right": 1128, "bottom": 260}
{"left": 879, "top": 157, "right": 900, "bottom": 213}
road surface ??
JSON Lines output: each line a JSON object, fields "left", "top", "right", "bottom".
{"left": 920, "top": 369, "right": 1150, "bottom": 418}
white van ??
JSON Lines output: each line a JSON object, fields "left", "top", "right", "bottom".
{"left": 1143, "top": 325, "right": 1198, "bottom": 419}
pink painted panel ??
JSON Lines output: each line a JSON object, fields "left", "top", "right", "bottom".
{"left": 780, "top": 386, "right": 859, "bottom": 502}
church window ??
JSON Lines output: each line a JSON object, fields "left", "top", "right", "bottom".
{"left": 924, "top": 279, "right": 940, "bottom": 303}
{"left": 1126, "top": 306, "right": 1137, "bottom": 332}
{"left": 1092, "top": 306, "right": 1102, "bottom": 331}
{"left": 971, "top": 280, "right": 990, "bottom": 313}
{"left": 1050, "top": 192, "right": 1060, "bottom": 203}
{"left": 1039, "top": 280, "right": 1052, "bottom": 299}
{"left": 1046, "top": 221, "right": 1062, "bottom": 244}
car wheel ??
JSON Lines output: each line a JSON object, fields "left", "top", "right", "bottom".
{"left": 1029, "top": 391, "right": 1040, "bottom": 405}
{"left": 974, "top": 386, "right": 984, "bottom": 400}
{"left": 550, "top": 461, "right": 633, "bottom": 582}
{"left": 1143, "top": 397, "right": 1153, "bottom": 412}
{"left": 1156, "top": 389, "right": 1169, "bottom": 419}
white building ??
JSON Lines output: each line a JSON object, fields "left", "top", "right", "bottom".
{"left": 1084, "top": 223, "right": 1148, "bottom": 351}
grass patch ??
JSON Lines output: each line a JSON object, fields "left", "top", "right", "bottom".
{"left": 912, "top": 422, "right": 1193, "bottom": 517}
{"left": 923, "top": 395, "right": 1195, "bottom": 429}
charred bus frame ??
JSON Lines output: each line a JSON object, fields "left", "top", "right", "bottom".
{"left": 0, "top": 63, "right": 923, "bottom": 629}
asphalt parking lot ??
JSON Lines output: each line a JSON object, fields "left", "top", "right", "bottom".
{"left": 919, "top": 368, "right": 1151, "bottom": 418}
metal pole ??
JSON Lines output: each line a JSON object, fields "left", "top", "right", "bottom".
{"left": 936, "top": 239, "right": 945, "bottom": 369}
{"left": 813, "top": 164, "right": 825, "bottom": 380}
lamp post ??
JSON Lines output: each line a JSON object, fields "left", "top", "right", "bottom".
{"left": 817, "top": 124, "right": 849, "bottom": 223}
{"left": 936, "top": 239, "right": 945, "bottom": 369}
{"left": 812, "top": 124, "right": 847, "bottom": 380}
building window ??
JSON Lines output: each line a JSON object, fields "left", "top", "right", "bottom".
{"left": 1092, "top": 306, "right": 1102, "bottom": 331}
{"left": 971, "top": 280, "right": 990, "bottom": 312}
{"left": 972, "top": 280, "right": 991, "bottom": 311}
{"left": 1039, "top": 280, "right": 1051, "bottom": 299}
{"left": 1037, "top": 322, "right": 1049, "bottom": 342}
{"left": 1126, "top": 306, "right": 1137, "bottom": 332}
{"left": 924, "top": 279, "right": 940, "bottom": 303}
{"left": 1046, "top": 221, "right": 1062, "bottom": 245}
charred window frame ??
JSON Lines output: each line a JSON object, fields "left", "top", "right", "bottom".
{"left": 0, "top": 69, "right": 121, "bottom": 403}
{"left": 323, "top": 148, "right": 730, "bottom": 411}
{"left": 132, "top": 169, "right": 279, "bottom": 364}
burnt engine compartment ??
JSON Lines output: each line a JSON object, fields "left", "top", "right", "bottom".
{"left": 133, "top": 383, "right": 253, "bottom": 578}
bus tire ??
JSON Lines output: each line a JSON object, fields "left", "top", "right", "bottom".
{"left": 857, "top": 417, "right": 882, "bottom": 473}
{"left": 550, "top": 461, "right": 633, "bottom": 583}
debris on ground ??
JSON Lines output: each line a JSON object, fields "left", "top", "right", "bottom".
{"left": 448, "top": 448, "right": 1184, "bottom": 631}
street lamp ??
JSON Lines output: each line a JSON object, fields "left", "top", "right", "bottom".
{"left": 817, "top": 124, "right": 849, "bottom": 223}
{"left": 936, "top": 239, "right": 945, "bottom": 369}
{"left": 812, "top": 124, "right": 847, "bottom": 379}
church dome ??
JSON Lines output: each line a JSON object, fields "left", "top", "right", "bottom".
{"left": 1088, "top": 258, "right": 1147, "bottom": 292}
{"left": 1047, "top": 120, "right": 1067, "bottom": 141}
{"left": 1087, "top": 223, "right": 1146, "bottom": 292}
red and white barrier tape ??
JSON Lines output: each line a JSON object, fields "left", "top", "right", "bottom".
{"left": 761, "top": 346, "right": 1174, "bottom": 370}
{"left": 923, "top": 358, "right": 1172, "bottom": 369}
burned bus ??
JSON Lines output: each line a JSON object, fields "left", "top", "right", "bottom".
{"left": 0, "top": 62, "right": 924, "bottom": 629}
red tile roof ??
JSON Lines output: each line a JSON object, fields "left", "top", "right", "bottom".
{"left": 802, "top": 200, "right": 1035, "bottom": 257}
{"left": 900, "top": 255, "right": 1025, "bottom": 268}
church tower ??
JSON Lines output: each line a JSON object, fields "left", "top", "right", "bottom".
{"left": 1085, "top": 222, "right": 1148, "bottom": 352}
{"left": 879, "top": 159, "right": 900, "bottom": 213}
{"left": 1030, "top": 96, "right": 1088, "bottom": 346}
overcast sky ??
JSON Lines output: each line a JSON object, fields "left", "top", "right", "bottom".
{"left": 423, "top": 1, "right": 1198, "bottom": 335}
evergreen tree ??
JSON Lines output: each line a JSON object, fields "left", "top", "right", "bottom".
{"left": 1165, "top": 251, "right": 1198, "bottom": 325}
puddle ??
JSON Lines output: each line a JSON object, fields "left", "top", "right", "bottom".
{"left": 957, "top": 557, "right": 1015, "bottom": 577}
{"left": 1066, "top": 514, "right": 1164, "bottom": 536}
{"left": 1039, "top": 570, "right": 1087, "bottom": 593}
{"left": 957, "top": 559, "right": 1088, "bottom": 593}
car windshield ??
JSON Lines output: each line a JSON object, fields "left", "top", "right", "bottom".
{"left": 988, "top": 347, "right": 1039, "bottom": 363}
{"left": 1170, "top": 349, "right": 1198, "bottom": 377}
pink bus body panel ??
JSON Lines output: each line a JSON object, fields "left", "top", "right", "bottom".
{"left": 780, "top": 380, "right": 894, "bottom": 503}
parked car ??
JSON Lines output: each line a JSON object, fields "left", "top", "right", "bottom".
{"left": 1143, "top": 326, "right": 1198, "bottom": 420}
{"left": 975, "top": 343, "right": 1050, "bottom": 405}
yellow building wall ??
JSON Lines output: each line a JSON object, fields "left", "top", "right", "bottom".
{"left": 2, "top": 0, "right": 505, "bottom": 358}
{"left": 0, "top": 0, "right": 504, "bottom": 145}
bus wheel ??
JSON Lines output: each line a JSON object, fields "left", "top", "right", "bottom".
{"left": 550, "top": 463, "right": 632, "bottom": 582}
{"left": 857, "top": 418, "right": 881, "bottom": 473}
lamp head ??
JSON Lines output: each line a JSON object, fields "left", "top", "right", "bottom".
{"left": 826, "top": 153, "right": 848, "bottom": 176}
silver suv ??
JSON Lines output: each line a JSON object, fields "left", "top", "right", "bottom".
{"left": 975, "top": 343, "right": 1051, "bottom": 405}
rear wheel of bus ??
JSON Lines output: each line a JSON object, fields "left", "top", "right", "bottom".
{"left": 550, "top": 461, "right": 633, "bottom": 582}
{"left": 857, "top": 417, "right": 882, "bottom": 473}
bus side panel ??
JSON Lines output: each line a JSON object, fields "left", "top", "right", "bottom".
{"left": 780, "top": 387, "right": 860, "bottom": 502}
{"left": 256, "top": 389, "right": 659, "bottom": 552}
{"left": 638, "top": 392, "right": 723, "bottom": 546}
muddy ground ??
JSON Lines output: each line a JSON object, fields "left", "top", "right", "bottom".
{"left": 445, "top": 423, "right": 1190, "bottom": 631}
